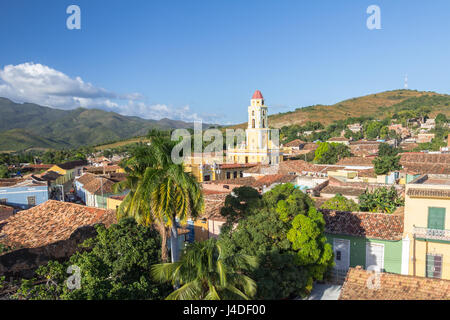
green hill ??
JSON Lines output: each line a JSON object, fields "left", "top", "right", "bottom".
{"left": 233, "top": 90, "right": 450, "bottom": 129}
{"left": 0, "top": 98, "right": 209, "bottom": 152}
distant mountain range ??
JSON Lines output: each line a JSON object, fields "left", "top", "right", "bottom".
{"left": 0, "top": 98, "right": 213, "bottom": 152}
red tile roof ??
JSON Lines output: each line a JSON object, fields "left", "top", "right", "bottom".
{"left": 321, "top": 209, "right": 404, "bottom": 241}
{"left": 400, "top": 153, "right": 450, "bottom": 174}
{"left": 0, "top": 200, "right": 116, "bottom": 249}
{"left": 82, "top": 177, "right": 116, "bottom": 195}
{"left": 251, "top": 174, "right": 296, "bottom": 188}
{"left": 339, "top": 266, "right": 450, "bottom": 300}
{"left": 284, "top": 139, "right": 305, "bottom": 147}
{"left": 251, "top": 90, "right": 263, "bottom": 99}
{"left": 201, "top": 193, "right": 229, "bottom": 222}
{"left": 75, "top": 173, "right": 97, "bottom": 185}
{"left": 336, "top": 157, "right": 375, "bottom": 166}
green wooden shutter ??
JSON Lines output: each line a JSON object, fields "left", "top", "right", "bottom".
{"left": 427, "top": 207, "right": 446, "bottom": 230}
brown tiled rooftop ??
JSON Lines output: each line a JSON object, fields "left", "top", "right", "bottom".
{"left": 201, "top": 193, "right": 229, "bottom": 221}
{"left": 336, "top": 157, "right": 375, "bottom": 166}
{"left": 251, "top": 174, "right": 296, "bottom": 188}
{"left": 321, "top": 209, "right": 404, "bottom": 241}
{"left": 0, "top": 200, "right": 116, "bottom": 249}
{"left": 75, "top": 172, "right": 97, "bottom": 185}
{"left": 82, "top": 177, "right": 116, "bottom": 195}
{"left": 283, "top": 139, "right": 305, "bottom": 147}
{"left": 339, "top": 266, "right": 450, "bottom": 300}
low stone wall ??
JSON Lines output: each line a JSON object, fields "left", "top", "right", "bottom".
{"left": 0, "top": 224, "right": 101, "bottom": 278}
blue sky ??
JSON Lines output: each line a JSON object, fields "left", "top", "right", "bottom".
{"left": 0, "top": 0, "right": 450, "bottom": 124}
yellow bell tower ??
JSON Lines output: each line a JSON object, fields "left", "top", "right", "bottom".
{"left": 247, "top": 90, "right": 269, "bottom": 151}
{"left": 226, "top": 90, "right": 282, "bottom": 165}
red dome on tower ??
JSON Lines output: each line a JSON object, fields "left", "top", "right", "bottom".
{"left": 252, "top": 90, "right": 263, "bottom": 100}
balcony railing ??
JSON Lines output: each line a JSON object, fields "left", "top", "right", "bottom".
{"left": 413, "top": 227, "right": 450, "bottom": 241}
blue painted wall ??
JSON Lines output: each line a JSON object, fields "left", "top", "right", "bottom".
{"left": 0, "top": 185, "right": 49, "bottom": 209}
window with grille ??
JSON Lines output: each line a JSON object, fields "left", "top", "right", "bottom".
{"left": 426, "top": 254, "right": 443, "bottom": 279}
{"left": 0, "top": 199, "right": 7, "bottom": 204}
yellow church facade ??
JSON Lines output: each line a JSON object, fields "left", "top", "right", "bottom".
{"left": 226, "top": 90, "right": 282, "bottom": 165}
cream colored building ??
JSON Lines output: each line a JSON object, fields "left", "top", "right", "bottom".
{"left": 226, "top": 90, "right": 282, "bottom": 165}
{"left": 404, "top": 174, "right": 450, "bottom": 279}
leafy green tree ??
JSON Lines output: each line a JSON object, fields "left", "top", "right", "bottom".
{"left": 378, "top": 143, "right": 399, "bottom": 157}
{"left": 220, "top": 186, "right": 261, "bottom": 230}
{"left": 320, "top": 194, "right": 359, "bottom": 212}
{"left": 219, "top": 184, "right": 333, "bottom": 299}
{"left": 373, "top": 155, "right": 402, "bottom": 175}
{"left": 314, "top": 142, "right": 351, "bottom": 164}
{"left": 435, "top": 113, "right": 448, "bottom": 125}
{"left": 0, "top": 164, "right": 9, "bottom": 178}
{"left": 358, "top": 187, "right": 404, "bottom": 214}
{"left": 364, "top": 121, "right": 383, "bottom": 139}
{"left": 115, "top": 137, "right": 203, "bottom": 263}
{"left": 14, "top": 218, "right": 170, "bottom": 300}
{"left": 151, "top": 238, "right": 257, "bottom": 300}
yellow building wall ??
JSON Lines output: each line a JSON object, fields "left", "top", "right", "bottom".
{"left": 48, "top": 165, "right": 67, "bottom": 176}
{"left": 107, "top": 197, "right": 123, "bottom": 211}
{"left": 404, "top": 187, "right": 450, "bottom": 279}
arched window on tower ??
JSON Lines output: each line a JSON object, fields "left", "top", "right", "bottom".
{"left": 263, "top": 119, "right": 265, "bottom": 128}
{"left": 252, "top": 119, "right": 255, "bottom": 128}
{"left": 252, "top": 110, "right": 254, "bottom": 116}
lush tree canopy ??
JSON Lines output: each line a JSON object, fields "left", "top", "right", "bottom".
{"left": 358, "top": 187, "right": 404, "bottom": 214}
{"left": 218, "top": 184, "right": 333, "bottom": 299}
{"left": 320, "top": 194, "right": 359, "bottom": 212}
{"left": 14, "top": 218, "right": 170, "bottom": 300}
{"left": 314, "top": 142, "right": 351, "bottom": 164}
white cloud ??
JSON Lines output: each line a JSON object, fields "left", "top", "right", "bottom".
{"left": 0, "top": 62, "right": 221, "bottom": 123}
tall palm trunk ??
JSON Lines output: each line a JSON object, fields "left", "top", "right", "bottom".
{"left": 170, "top": 219, "right": 180, "bottom": 263}
{"left": 156, "top": 222, "right": 169, "bottom": 262}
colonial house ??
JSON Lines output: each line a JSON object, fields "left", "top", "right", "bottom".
{"left": 404, "top": 174, "right": 450, "bottom": 280}
{"left": 82, "top": 176, "right": 117, "bottom": 209}
{"left": 74, "top": 173, "right": 97, "bottom": 203}
{"left": 0, "top": 177, "right": 49, "bottom": 209}
{"left": 47, "top": 160, "right": 88, "bottom": 184}
{"left": 322, "top": 207, "right": 406, "bottom": 282}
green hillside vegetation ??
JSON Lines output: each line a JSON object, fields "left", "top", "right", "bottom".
{"left": 0, "top": 98, "right": 210, "bottom": 152}
{"left": 258, "top": 90, "right": 450, "bottom": 129}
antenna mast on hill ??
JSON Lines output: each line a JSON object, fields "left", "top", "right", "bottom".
{"left": 404, "top": 74, "right": 408, "bottom": 89}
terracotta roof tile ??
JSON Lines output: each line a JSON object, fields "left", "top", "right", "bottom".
{"left": 283, "top": 139, "right": 305, "bottom": 147}
{"left": 0, "top": 200, "right": 116, "bottom": 249}
{"left": 336, "top": 157, "right": 375, "bottom": 166}
{"left": 321, "top": 209, "right": 404, "bottom": 241}
{"left": 339, "top": 267, "right": 450, "bottom": 300}
{"left": 251, "top": 174, "right": 296, "bottom": 188}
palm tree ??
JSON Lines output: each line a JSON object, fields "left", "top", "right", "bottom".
{"left": 151, "top": 239, "right": 258, "bottom": 300}
{"left": 114, "top": 136, "right": 203, "bottom": 263}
